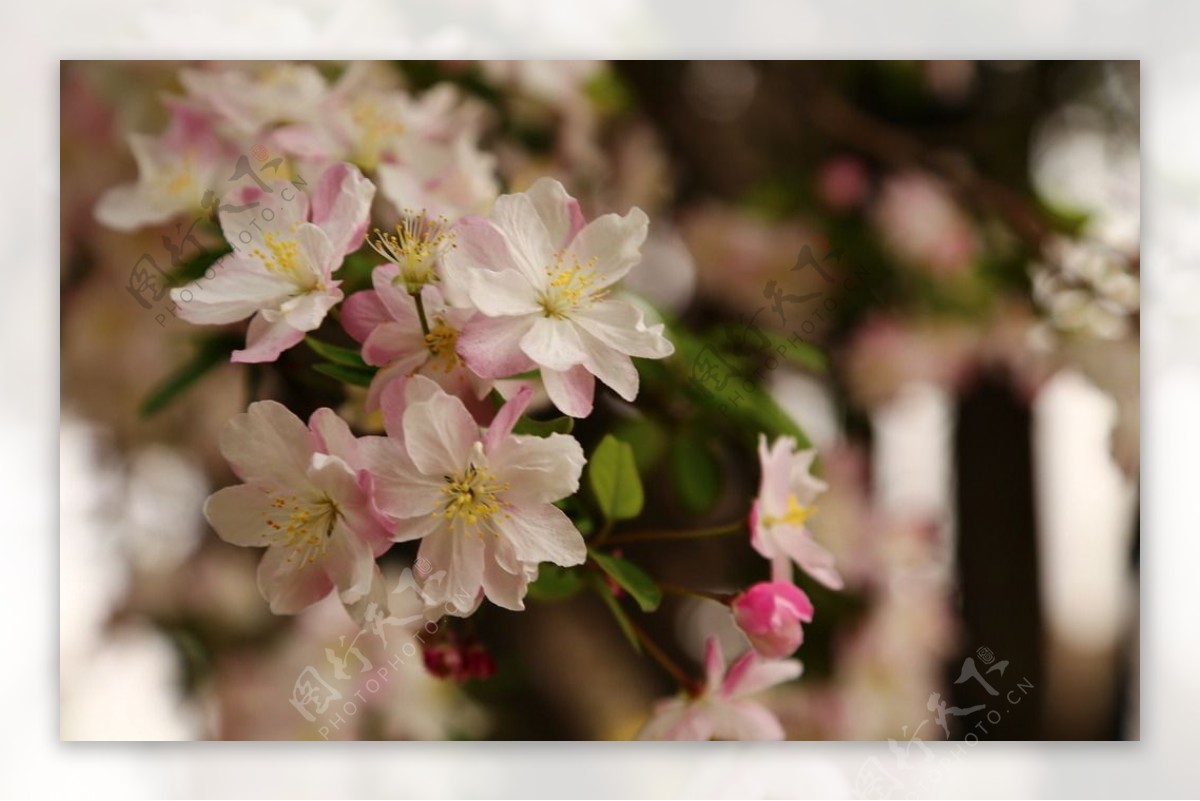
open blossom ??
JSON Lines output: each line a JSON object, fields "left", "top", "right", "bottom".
{"left": 273, "top": 75, "right": 486, "bottom": 173}
{"left": 443, "top": 177, "right": 675, "bottom": 418}
{"left": 341, "top": 266, "right": 490, "bottom": 411}
{"left": 638, "top": 637, "right": 801, "bottom": 740}
{"left": 732, "top": 581, "right": 815, "bottom": 659}
{"left": 94, "top": 100, "right": 229, "bottom": 231}
{"left": 750, "top": 435, "right": 844, "bottom": 590}
{"left": 203, "top": 401, "right": 392, "bottom": 615}
{"left": 169, "top": 162, "right": 375, "bottom": 363}
{"left": 180, "top": 63, "right": 329, "bottom": 137}
{"left": 376, "top": 134, "right": 499, "bottom": 220}
{"left": 363, "top": 375, "right": 587, "bottom": 615}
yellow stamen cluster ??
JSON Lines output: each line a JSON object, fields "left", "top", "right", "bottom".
{"left": 250, "top": 231, "right": 313, "bottom": 288}
{"left": 162, "top": 150, "right": 197, "bottom": 198}
{"left": 764, "top": 494, "right": 814, "bottom": 528}
{"left": 424, "top": 317, "right": 461, "bottom": 371}
{"left": 540, "top": 252, "right": 602, "bottom": 318}
{"left": 263, "top": 492, "right": 343, "bottom": 567}
{"left": 350, "top": 100, "right": 407, "bottom": 170}
{"left": 368, "top": 212, "right": 454, "bottom": 292}
{"left": 437, "top": 463, "right": 510, "bottom": 530}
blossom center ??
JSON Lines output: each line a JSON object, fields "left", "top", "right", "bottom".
{"left": 438, "top": 463, "right": 509, "bottom": 529}
{"left": 424, "top": 317, "right": 461, "bottom": 371}
{"left": 350, "top": 100, "right": 406, "bottom": 170}
{"left": 764, "top": 494, "right": 814, "bottom": 528}
{"left": 369, "top": 213, "right": 454, "bottom": 292}
{"left": 251, "top": 231, "right": 315, "bottom": 289}
{"left": 263, "top": 492, "right": 343, "bottom": 567}
{"left": 160, "top": 151, "right": 197, "bottom": 199}
{"left": 540, "top": 252, "right": 602, "bottom": 318}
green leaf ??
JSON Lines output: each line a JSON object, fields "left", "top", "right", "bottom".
{"left": 593, "top": 579, "right": 641, "bottom": 654}
{"left": 612, "top": 416, "right": 668, "bottom": 474}
{"left": 670, "top": 327, "right": 813, "bottom": 448}
{"left": 587, "top": 435, "right": 644, "bottom": 521}
{"left": 512, "top": 415, "right": 574, "bottom": 437}
{"left": 338, "top": 251, "right": 382, "bottom": 295}
{"left": 139, "top": 333, "right": 241, "bottom": 418}
{"left": 670, "top": 433, "right": 723, "bottom": 515}
{"left": 589, "top": 550, "right": 662, "bottom": 612}
{"left": 313, "top": 362, "right": 376, "bottom": 387}
{"left": 167, "top": 245, "right": 232, "bottom": 287}
{"left": 305, "top": 337, "right": 368, "bottom": 368}
{"left": 527, "top": 565, "right": 585, "bottom": 601}
{"left": 714, "top": 325, "right": 828, "bottom": 373}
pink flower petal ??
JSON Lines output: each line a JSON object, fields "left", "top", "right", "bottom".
{"left": 540, "top": 365, "right": 595, "bottom": 418}
{"left": 310, "top": 162, "right": 376, "bottom": 257}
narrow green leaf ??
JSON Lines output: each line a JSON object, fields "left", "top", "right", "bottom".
{"left": 313, "top": 362, "right": 376, "bottom": 387}
{"left": 714, "top": 325, "right": 829, "bottom": 373}
{"left": 590, "top": 550, "right": 662, "bottom": 612}
{"left": 305, "top": 337, "right": 368, "bottom": 368}
{"left": 593, "top": 579, "right": 641, "bottom": 654}
{"left": 527, "top": 565, "right": 585, "bottom": 601}
{"left": 671, "top": 327, "right": 813, "bottom": 448}
{"left": 670, "top": 433, "right": 723, "bottom": 515}
{"left": 587, "top": 435, "right": 644, "bottom": 521}
{"left": 139, "top": 333, "right": 240, "bottom": 417}
{"left": 511, "top": 415, "right": 574, "bottom": 437}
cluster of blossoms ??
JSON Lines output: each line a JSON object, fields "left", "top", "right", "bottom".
{"left": 94, "top": 63, "right": 844, "bottom": 741}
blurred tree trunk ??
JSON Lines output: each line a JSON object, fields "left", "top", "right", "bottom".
{"left": 951, "top": 372, "right": 1044, "bottom": 739}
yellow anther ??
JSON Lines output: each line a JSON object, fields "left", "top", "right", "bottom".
{"left": 764, "top": 494, "right": 815, "bottom": 528}
{"left": 368, "top": 212, "right": 454, "bottom": 292}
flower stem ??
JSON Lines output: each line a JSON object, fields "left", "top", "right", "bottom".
{"left": 411, "top": 289, "right": 431, "bottom": 337}
{"left": 602, "top": 520, "right": 746, "bottom": 547}
{"left": 659, "top": 581, "right": 735, "bottom": 605}
{"left": 624, "top": 613, "right": 698, "bottom": 693}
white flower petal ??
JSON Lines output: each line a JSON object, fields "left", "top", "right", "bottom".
{"left": 491, "top": 192, "right": 555, "bottom": 286}
{"left": 524, "top": 177, "right": 583, "bottom": 249}
{"left": 457, "top": 313, "right": 537, "bottom": 379}
{"left": 540, "top": 365, "right": 595, "bottom": 418}
{"left": 495, "top": 504, "right": 586, "bottom": 568}
{"left": 203, "top": 484, "right": 277, "bottom": 546}
{"left": 218, "top": 400, "right": 314, "bottom": 489}
{"left": 417, "top": 528, "right": 486, "bottom": 615}
{"left": 467, "top": 267, "right": 541, "bottom": 317}
{"left": 170, "top": 255, "right": 294, "bottom": 325}
{"left": 231, "top": 310, "right": 306, "bottom": 364}
{"left": 256, "top": 545, "right": 333, "bottom": 615}
{"left": 402, "top": 390, "right": 480, "bottom": 476}
{"left": 520, "top": 317, "right": 590, "bottom": 372}
{"left": 490, "top": 434, "right": 585, "bottom": 506}
{"left": 573, "top": 300, "right": 675, "bottom": 359}
{"left": 565, "top": 207, "right": 649, "bottom": 288}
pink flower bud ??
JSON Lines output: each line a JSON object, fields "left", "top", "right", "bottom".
{"left": 732, "top": 581, "right": 815, "bottom": 659}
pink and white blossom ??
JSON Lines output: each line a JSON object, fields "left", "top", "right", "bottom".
{"left": 341, "top": 268, "right": 490, "bottom": 411}
{"left": 362, "top": 376, "right": 587, "bottom": 615}
{"left": 443, "top": 178, "right": 674, "bottom": 417}
{"left": 169, "top": 162, "right": 375, "bottom": 363}
{"left": 750, "top": 435, "right": 844, "bottom": 590}
{"left": 94, "top": 100, "right": 229, "bottom": 231}
{"left": 272, "top": 78, "right": 487, "bottom": 173}
{"left": 203, "top": 401, "right": 392, "bottom": 615}
{"left": 638, "top": 636, "right": 801, "bottom": 740}
{"left": 180, "top": 63, "right": 329, "bottom": 137}
{"left": 376, "top": 134, "right": 499, "bottom": 220}
{"left": 732, "top": 581, "right": 815, "bottom": 659}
